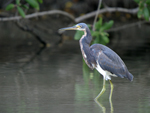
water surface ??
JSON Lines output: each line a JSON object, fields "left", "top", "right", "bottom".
{"left": 0, "top": 42, "right": 150, "bottom": 113}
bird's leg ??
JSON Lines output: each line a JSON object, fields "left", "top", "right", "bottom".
{"left": 94, "top": 78, "right": 106, "bottom": 101}
{"left": 109, "top": 80, "right": 114, "bottom": 113}
{"left": 94, "top": 100, "right": 106, "bottom": 113}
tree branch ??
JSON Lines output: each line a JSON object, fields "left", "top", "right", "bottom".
{"left": 75, "top": 7, "right": 139, "bottom": 23}
{"left": 16, "top": 21, "right": 47, "bottom": 46}
{"left": 0, "top": 10, "right": 75, "bottom": 22}
{"left": 106, "top": 21, "right": 147, "bottom": 32}
{"left": 93, "top": 0, "right": 102, "bottom": 31}
{"left": 0, "top": 7, "right": 138, "bottom": 23}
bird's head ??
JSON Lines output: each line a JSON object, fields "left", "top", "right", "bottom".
{"left": 59, "top": 23, "right": 92, "bottom": 43}
{"left": 59, "top": 23, "right": 88, "bottom": 32}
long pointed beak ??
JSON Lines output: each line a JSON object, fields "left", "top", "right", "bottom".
{"left": 59, "top": 26, "right": 78, "bottom": 32}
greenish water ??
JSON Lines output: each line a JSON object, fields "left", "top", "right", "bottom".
{"left": 0, "top": 42, "right": 150, "bottom": 113}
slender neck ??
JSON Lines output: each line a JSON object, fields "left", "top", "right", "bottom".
{"left": 81, "top": 28, "right": 92, "bottom": 45}
{"left": 79, "top": 28, "right": 95, "bottom": 69}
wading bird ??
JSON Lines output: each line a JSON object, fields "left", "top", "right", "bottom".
{"left": 59, "top": 23, "right": 133, "bottom": 101}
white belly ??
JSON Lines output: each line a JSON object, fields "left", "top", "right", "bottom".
{"left": 95, "top": 62, "right": 117, "bottom": 80}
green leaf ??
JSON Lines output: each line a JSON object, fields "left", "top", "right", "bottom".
{"left": 100, "top": 20, "right": 114, "bottom": 31}
{"left": 21, "top": 5, "right": 29, "bottom": 9}
{"left": 74, "top": 31, "right": 84, "bottom": 40}
{"left": 137, "top": 9, "right": 143, "bottom": 18}
{"left": 148, "top": 6, "right": 150, "bottom": 14}
{"left": 146, "top": 0, "right": 150, "bottom": 4}
{"left": 91, "top": 31, "right": 99, "bottom": 37}
{"left": 95, "top": 18, "right": 103, "bottom": 30}
{"left": 102, "top": 36, "right": 109, "bottom": 44}
{"left": 37, "top": 0, "right": 43, "bottom": 3}
{"left": 139, "top": 1, "right": 144, "bottom": 8}
{"left": 17, "top": 6, "right": 25, "bottom": 18}
{"left": 26, "top": 0, "right": 39, "bottom": 10}
{"left": 143, "top": 7, "right": 149, "bottom": 21}
{"left": 16, "top": 0, "right": 20, "bottom": 5}
{"left": 5, "top": 4, "right": 15, "bottom": 11}
{"left": 101, "top": 32, "right": 109, "bottom": 37}
{"left": 134, "top": 0, "right": 140, "bottom": 3}
{"left": 92, "top": 36, "right": 100, "bottom": 44}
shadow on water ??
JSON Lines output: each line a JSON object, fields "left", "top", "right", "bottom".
{"left": 0, "top": 41, "right": 150, "bottom": 113}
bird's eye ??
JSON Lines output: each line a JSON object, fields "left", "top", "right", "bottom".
{"left": 77, "top": 25, "right": 81, "bottom": 28}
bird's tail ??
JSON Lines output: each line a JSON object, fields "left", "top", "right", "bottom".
{"left": 127, "top": 72, "right": 134, "bottom": 81}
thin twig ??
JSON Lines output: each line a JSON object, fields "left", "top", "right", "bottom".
{"left": 93, "top": 0, "right": 102, "bottom": 31}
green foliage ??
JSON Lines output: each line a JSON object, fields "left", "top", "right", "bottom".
{"left": 16, "top": 0, "right": 20, "bottom": 5}
{"left": 100, "top": 20, "right": 114, "bottom": 31}
{"left": 26, "top": 0, "right": 40, "bottom": 10}
{"left": 37, "top": 0, "right": 43, "bottom": 3}
{"left": 74, "top": 30, "right": 84, "bottom": 40}
{"left": 5, "top": 0, "right": 43, "bottom": 18}
{"left": 17, "top": 6, "right": 25, "bottom": 18}
{"left": 143, "top": 6, "right": 149, "bottom": 20}
{"left": 135, "top": 0, "right": 150, "bottom": 21}
{"left": 21, "top": 5, "right": 29, "bottom": 9}
{"left": 5, "top": 4, "right": 15, "bottom": 11}
{"left": 74, "top": 18, "right": 114, "bottom": 45}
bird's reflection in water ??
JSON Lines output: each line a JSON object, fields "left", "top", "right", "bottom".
{"left": 109, "top": 80, "right": 114, "bottom": 113}
{"left": 94, "top": 81, "right": 114, "bottom": 113}
{"left": 82, "top": 63, "right": 114, "bottom": 113}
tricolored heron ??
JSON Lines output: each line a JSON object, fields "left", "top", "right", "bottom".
{"left": 59, "top": 23, "right": 133, "bottom": 101}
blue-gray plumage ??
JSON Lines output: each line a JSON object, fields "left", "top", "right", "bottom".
{"left": 59, "top": 23, "right": 133, "bottom": 100}
{"left": 90, "top": 44, "right": 133, "bottom": 81}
